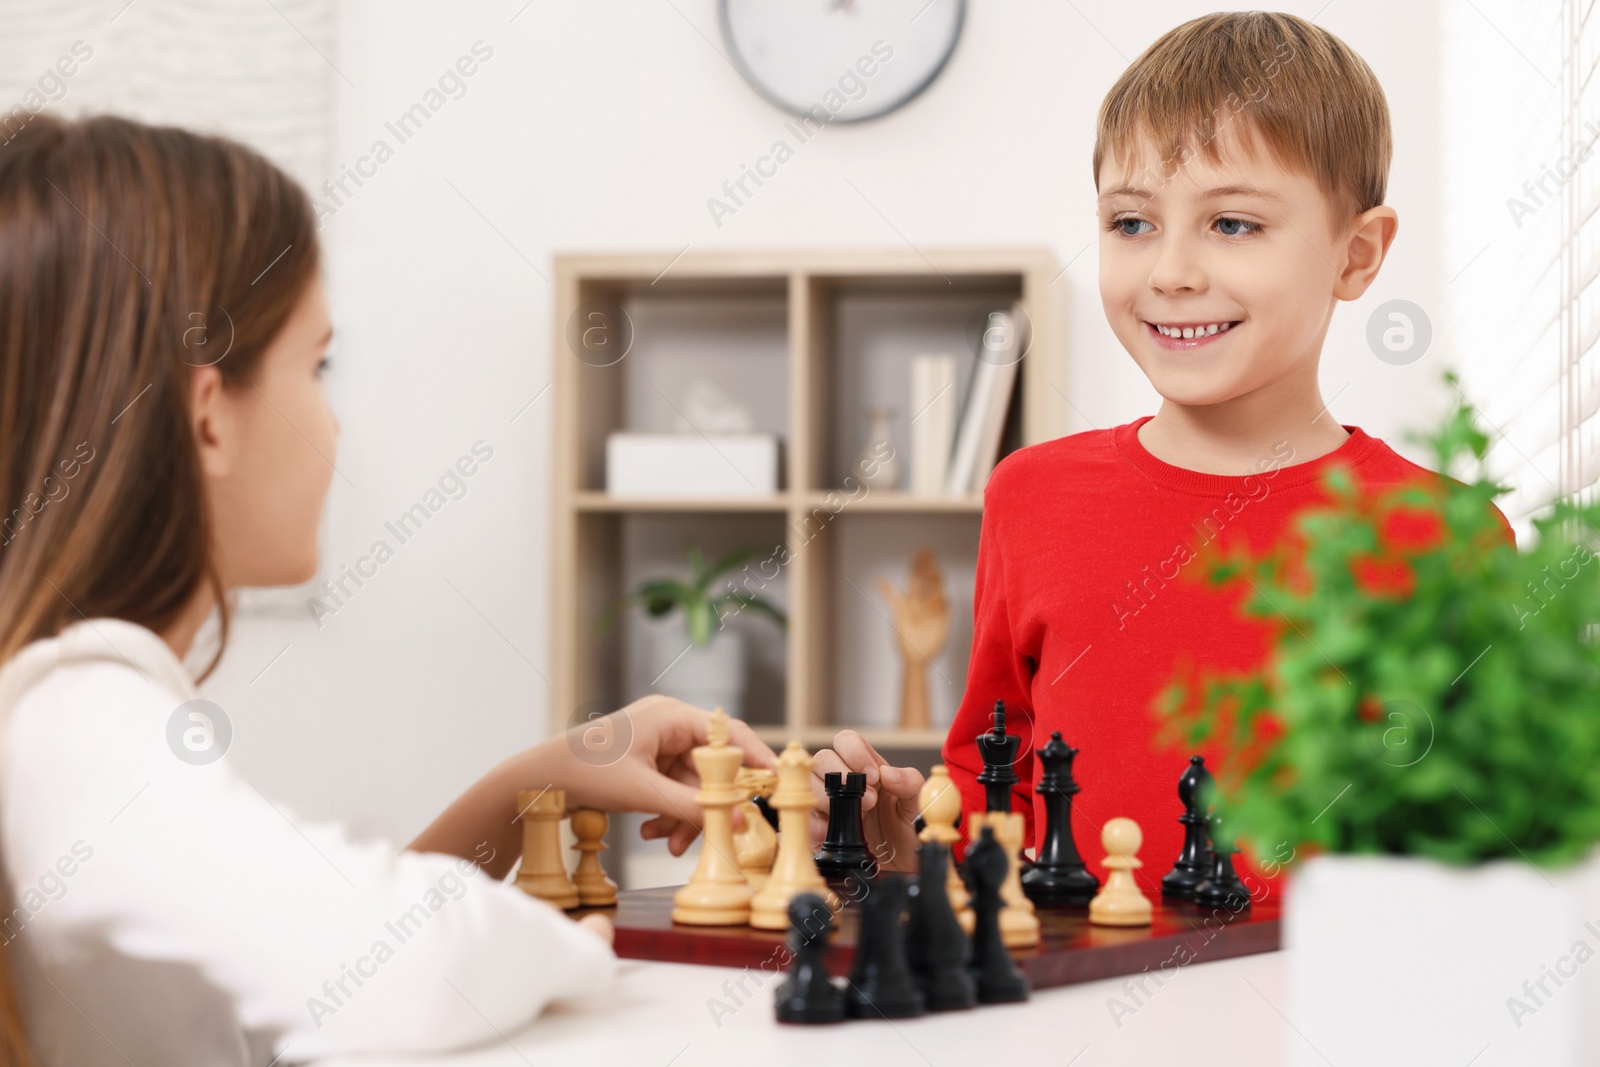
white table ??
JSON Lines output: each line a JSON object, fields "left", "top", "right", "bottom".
{"left": 311, "top": 949, "right": 1292, "bottom": 1066}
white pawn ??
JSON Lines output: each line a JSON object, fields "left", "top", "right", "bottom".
{"left": 571, "top": 808, "right": 618, "bottom": 907}
{"left": 1089, "top": 817, "right": 1153, "bottom": 927}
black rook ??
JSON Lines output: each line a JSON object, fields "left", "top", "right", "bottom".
{"left": 813, "top": 772, "right": 874, "bottom": 878}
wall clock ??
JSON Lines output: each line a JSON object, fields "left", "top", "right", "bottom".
{"left": 719, "top": 0, "right": 965, "bottom": 123}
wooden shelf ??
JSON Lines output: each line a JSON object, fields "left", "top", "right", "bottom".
{"left": 574, "top": 490, "right": 983, "bottom": 515}
{"left": 549, "top": 248, "right": 1066, "bottom": 757}
{"left": 750, "top": 725, "right": 951, "bottom": 750}
{"left": 575, "top": 492, "right": 788, "bottom": 513}
{"left": 797, "top": 491, "right": 984, "bottom": 514}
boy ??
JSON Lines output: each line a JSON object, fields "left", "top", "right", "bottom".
{"left": 808, "top": 11, "right": 1514, "bottom": 885}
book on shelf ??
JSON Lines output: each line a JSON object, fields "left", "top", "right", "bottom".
{"left": 944, "top": 301, "right": 1027, "bottom": 496}
{"left": 909, "top": 354, "right": 957, "bottom": 496}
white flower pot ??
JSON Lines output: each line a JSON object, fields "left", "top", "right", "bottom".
{"left": 1287, "top": 852, "right": 1600, "bottom": 1066}
{"left": 647, "top": 626, "right": 747, "bottom": 718}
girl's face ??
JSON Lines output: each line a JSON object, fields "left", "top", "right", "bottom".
{"left": 197, "top": 277, "right": 338, "bottom": 590}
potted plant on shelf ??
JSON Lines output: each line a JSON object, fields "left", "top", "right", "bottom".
{"left": 1159, "top": 377, "right": 1600, "bottom": 1066}
{"left": 608, "top": 544, "right": 786, "bottom": 718}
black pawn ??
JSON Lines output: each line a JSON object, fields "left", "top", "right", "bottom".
{"left": 965, "top": 826, "right": 1030, "bottom": 1004}
{"left": 774, "top": 893, "right": 845, "bottom": 1024}
{"left": 906, "top": 840, "right": 976, "bottom": 1012}
{"left": 846, "top": 873, "right": 925, "bottom": 1018}
{"left": 974, "top": 699, "right": 1021, "bottom": 813}
{"left": 1021, "top": 732, "right": 1100, "bottom": 907}
{"left": 1162, "top": 755, "right": 1216, "bottom": 900}
{"left": 814, "top": 772, "right": 874, "bottom": 878}
{"left": 1193, "top": 811, "right": 1251, "bottom": 912}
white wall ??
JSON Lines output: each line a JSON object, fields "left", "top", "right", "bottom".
{"left": 201, "top": 0, "right": 1448, "bottom": 844}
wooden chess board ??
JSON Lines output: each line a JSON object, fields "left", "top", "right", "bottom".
{"left": 576, "top": 885, "right": 1280, "bottom": 990}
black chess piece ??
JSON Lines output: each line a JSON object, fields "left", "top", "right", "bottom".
{"left": 814, "top": 772, "right": 875, "bottom": 878}
{"left": 753, "top": 792, "right": 781, "bottom": 831}
{"left": 1162, "top": 755, "right": 1216, "bottom": 900}
{"left": 974, "top": 699, "right": 1021, "bottom": 813}
{"left": 845, "top": 873, "right": 926, "bottom": 1018}
{"left": 1021, "top": 732, "right": 1100, "bottom": 907}
{"left": 965, "top": 825, "right": 1030, "bottom": 1004}
{"left": 1193, "top": 810, "right": 1252, "bottom": 912}
{"left": 906, "top": 840, "right": 976, "bottom": 1012}
{"left": 774, "top": 893, "right": 845, "bottom": 1024}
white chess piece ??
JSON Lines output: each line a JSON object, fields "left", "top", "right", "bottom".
{"left": 671, "top": 710, "right": 755, "bottom": 925}
{"left": 1089, "top": 817, "right": 1153, "bottom": 927}
{"left": 515, "top": 788, "right": 578, "bottom": 909}
{"left": 750, "top": 742, "right": 838, "bottom": 929}
{"left": 918, "top": 766, "right": 969, "bottom": 915}
{"left": 972, "top": 811, "right": 1040, "bottom": 948}
{"left": 733, "top": 767, "right": 778, "bottom": 890}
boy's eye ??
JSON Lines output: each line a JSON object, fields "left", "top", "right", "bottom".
{"left": 1216, "top": 216, "right": 1261, "bottom": 237}
{"left": 1108, "top": 215, "right": 1152, "bottom": 237}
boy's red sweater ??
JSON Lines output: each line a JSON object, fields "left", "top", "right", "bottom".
{"left": 940, "top": 416, "right": 1515, "bottom": 899}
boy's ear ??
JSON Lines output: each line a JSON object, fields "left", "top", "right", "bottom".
{"left": 1333, "top": 205, "right": 1399, "bottom": 302}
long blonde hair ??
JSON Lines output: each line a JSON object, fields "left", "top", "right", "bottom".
{"left": 0, "top": 114, "right": 320, "bottom": 1063}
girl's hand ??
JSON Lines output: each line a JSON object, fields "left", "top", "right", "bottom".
{"left": 541, "top": 695, "right": 778, "bottom": 856}
{"left": 577, "top": 913, "right": 614, "bottom": 946}
{"left": 808, "top": 729, "right": 925, "bottom": 873}
{"left": 409, "top": 696, "right": 777, "bottom": 877}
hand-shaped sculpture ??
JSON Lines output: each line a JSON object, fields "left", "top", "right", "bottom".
{"left": 876, "top": 548, "right": 950, "bottom": 730}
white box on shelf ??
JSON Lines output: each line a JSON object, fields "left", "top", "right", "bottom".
{"left": 605, "top": 432, "right": 779, "bottom": 497}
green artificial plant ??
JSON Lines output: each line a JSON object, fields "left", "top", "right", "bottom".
{"left": 607, "top": 544, "right": 786, "bottom": 647}
{"left": 1160, "top": 374, "right": 1600, "bottom": 868}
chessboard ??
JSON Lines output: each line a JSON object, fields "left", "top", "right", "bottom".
{"left": 575, "top": 884, "right": 1279, "bottom": 991}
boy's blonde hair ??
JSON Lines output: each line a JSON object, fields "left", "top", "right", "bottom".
{"left": 1094, "top": 11, "right": 1391, "bottom": 237}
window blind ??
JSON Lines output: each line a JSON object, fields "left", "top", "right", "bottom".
{"left": 1442, "top": 0, "right": 1599, "bottom": 534}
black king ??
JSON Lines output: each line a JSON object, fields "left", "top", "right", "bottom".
{"left": 973, "top": 700, "right": 1021, "bottom": 812}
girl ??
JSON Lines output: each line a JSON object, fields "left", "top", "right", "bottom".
{"left": 0, "top": 115, "right": 774, "bottom": 1066}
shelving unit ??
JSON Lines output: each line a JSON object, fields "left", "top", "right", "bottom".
{"left": 549, "top": 248, "right": 1065, "bottom": 756}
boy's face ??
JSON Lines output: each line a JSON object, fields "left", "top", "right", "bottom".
{"left": 1096, "top": 126, "right": 1359, "bottom": 408}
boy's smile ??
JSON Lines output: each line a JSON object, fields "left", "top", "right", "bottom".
{"left": 1146, "top": 319, "right": 1236, "bottom": 348}
{"left": 1096, "top": 124, "right": 1391, "bottom": 415}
